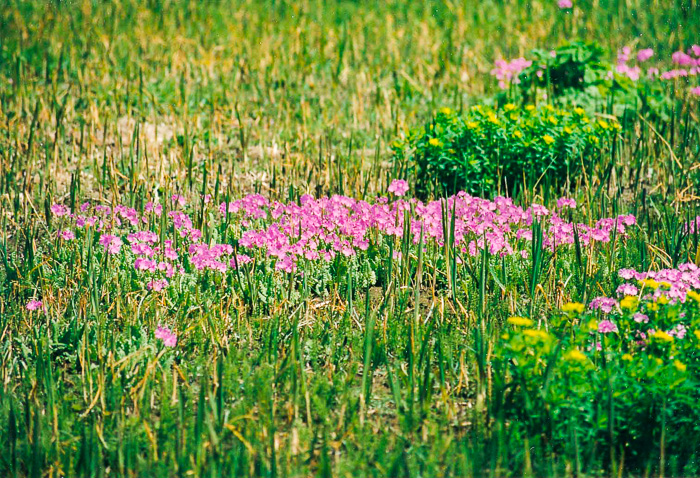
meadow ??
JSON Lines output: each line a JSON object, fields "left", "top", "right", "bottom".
{"left": 1, "top": 0, "right": 700, "bottom": 476}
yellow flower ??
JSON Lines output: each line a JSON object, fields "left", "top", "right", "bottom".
{"left": 471, "top": 105, "right": 482, "bottom": 112}
{"left": 620, "top": 296, "right": 638, "bottom": 311}
{"left": 647, "top": 302, "right": 659, "bottom": 311}
{"left": 428, "top": 138, "right": 442, "bottom": 147}
{"left": 652, "top": 330, "right": 674, "bottom": 343}
{"left": 563, "top": 349, "right": 587, "bottom": 363}
{"left": 507, "top": 316, "right": 534, "bottom": 327}
{"left": 598, "top": 119, "right": 609, "bottom": 129}
{"left": 523, "top": 329, "right": 551, "bottom": 340}
{"left": 659, "top": 281, "right": 672, "bottom": 289}
{"left": 501, "top": 333, "right": 510, "bottom": 340}
{"left": 674, "top": 360, "right": 687, "bottom": 372}
{"left": 563, "top": 126, "right": 574, "bottom": 134}
{"left": 513, "top": 130, "right": 523, "bottom": 139}
{"left": 439, "top": 107, "right": 453, "bottom": 115}
{"left": 562, "top": 302, "right": 585, "bottom": 314}
{"left": 694, "top": 329, "right": 700, "bottom": 341}
{"left": 466, "top": 121, "right": 479, "bottom": 129}
{"left": 504, "top": 103, "right": 516, "bottom": 112}
{"left": 657, "top": 295, "right": 669, "bottom": 305}
{"left": 574, "top": 107, "right": 585, "bottom": 115}
{"left": 525, "top": 105, "right": 536, "bottom": 111}
{"left": 687, "top": 290, "right": 700, "bottom": 302}
{"left": 640, "top": 278, "right": 660, "bottom": 289}
{"left": 543, "top": 135, "right": 555, "bottom": 145}
{"left": 586, "top": 319, "right": 599, "bottom": 332}
{"left": 548, "top": 117, "right": 558, "bottom": 126}
{"left": 622, "top": 353, "right": 633, "bottom": 361}
{"left": 487, "top": 112, "right": 499, "bottom": 124}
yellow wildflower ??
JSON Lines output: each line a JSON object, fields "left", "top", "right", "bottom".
{"left": 513, "top": 130, "right": 523, "bottom": 139}
{"left": 562, "top": 302, "right": 585, "bottom": 314}
{"left": 466, "top": 121, "right": 479, "bottom": 129}
{"left": 525, "top": 105, "right": 536, "bottom": 111}
{"left": 439, "top": 107, "right": 453, "bottom": 115}
{"left": 428, "top": 138, "right": 442, "bottom": 147}
{"left": 622, "top": 353, "right": 633, "bottom": 361}
{"left": 647, "top": 302, "right": 659, "bottom": 311}
{"left": 657, "top": 295, "right": 669, "bottom": 305}
{"left": 641, "top": 278, "right": 659, "bottom": 289}
{"left": 563, "top": 126, "right": 574, "bottom": 134}
{"left": 652, "top": 330, "right": 674, "bottom": 343}
{"left": 523, "top": 329, "right": 551, "bottom": 340}
{"left": 687, "top": 290, "right": 700, "bottom": 302}
{"left": 674, "top": 360, "right": 687, "bottom": 372}
{"left": 543, "top": 135, "right": 555, "bottom": 145}
{"left": 504, "top": 103, "right": 516, "bottom": 112}
{"left": 598, "top": 119, "right": 609, "bottom": 129}
{"left": 620, "top": 296, "right": 638, "bottom": 311}
{"left": 507, "top": 316, "right": 534, "bottom": 327}
{"left": 694, "top": 329, "right": 700, "bottom": 341}
{"left": 574, "top": 107, "right": 585, "bottom": 115}
{"left": 563, "top": 349, "right": 587, "bottom": 363}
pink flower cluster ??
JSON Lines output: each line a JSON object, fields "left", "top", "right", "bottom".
{"left": 155, "top": 326, "right": 177, "bottom": 347}
{"left": 491, "top": 57, "right": 533, "bottom": 90}
{"left": 50, "top": 192, "right": 636, "bottom": 288}
{"left": 557, "top": 0, "right": 572, "bottom": 9}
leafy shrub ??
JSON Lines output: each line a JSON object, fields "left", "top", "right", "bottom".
{"left": 497, "top": 274, "right": 700, "bottom": 475}
{"left": 393, "top": 104, "right": 619, "bottom": 198}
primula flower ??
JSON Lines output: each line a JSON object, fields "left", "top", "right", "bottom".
{"left": 99, "top": 234, "right": 123, "bottom": 254}
{"left": 387, "top": 179, "right": 409, "bottom": 197}
{"left": 26, "top": 299, "right": 43, "bottom": 311}
{"left": 51, "top": 204, "right": 69, "bottom": 217}
{"left": 155, "top": 326, "right": 177, "bottom": 347}
{"left": 557, "top": 0, "right": 573, "bottom": 8}
{"left": 691, "top": 87, "right": 700, "bottom": 97}
{"left": 633, "top": 313, "right": 649, "bottom": 323}
{"left": 637, "top": 48, "right": 654, "bottom": 62}
{"left": 58, "top": 230, "right": 75, "bottom": 241}
{"left": 598, "top": 320, "right": 618, "bottom": 334}
{"left": 147, "top": 279, "right": 169, "bottom": 292}
{"left": 556, "top": 198, "right": 576, "bottom": 209}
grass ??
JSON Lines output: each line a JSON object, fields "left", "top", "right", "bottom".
{"left": 1, "top": 0, "right": 700, "bottom": 476}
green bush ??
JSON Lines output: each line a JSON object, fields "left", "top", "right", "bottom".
{"left": 393, "top": 104, "right": 619, "bottom": 198}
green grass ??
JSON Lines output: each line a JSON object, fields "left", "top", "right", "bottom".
{"left": 1, "top": 0, "right": 700, "bottom": 476}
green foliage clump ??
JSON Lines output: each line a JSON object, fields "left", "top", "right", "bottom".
{"left": 393, "top": 104, "right": 619, "bottom": 198}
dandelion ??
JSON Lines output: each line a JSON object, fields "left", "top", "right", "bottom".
{"left": 155, "top": 326, "right": 177, "bottom": 347}
{"left": 26, "top": 299, "right": 43, "bottom": 311}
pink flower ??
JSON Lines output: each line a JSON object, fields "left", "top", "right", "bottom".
{"left": 633, "top": 313, "right": 649, "bottom": 323}
{"left": 26, "top": 299, "right": 43, "bottom": 311}
{"left": 672, "top": 51, "right": 694, "bottom": 66}
{"left": 598, "top": 320, "right": 618, "bottom": 334}
{"left": 50, "top": 204, "right": 69, "bottom": 217}
{"left": 99, "top": 234, "right": 123, "bottom": 254}
{"left": 557, "top": 0, "right": 573, "bottom": 8}
{"left": 691, "top": 86, "right": 700, "bottom": 96}
{"left": 637, "top": 48, "right": 654, "bottom": 62}
{"left": 155, "top": 326, "right": 177, "bottom": 347}
{"left": 58, "top": 230, "right": 75, "bottom": 241}
{"left": 147, "top": 279, "right": 169, "bottom": 292}
{"left": 556, "top": 198, "right": 576, "bottom": 209}
{"left": 387, "top": 179, "right": 409, "bottom": 197}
